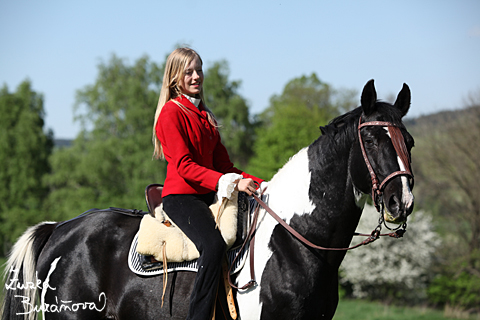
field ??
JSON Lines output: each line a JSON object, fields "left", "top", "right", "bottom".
{"left": 334, "top": 299, "right": 478, "bottom": 320}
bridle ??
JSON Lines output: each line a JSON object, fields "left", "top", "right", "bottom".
{"left": 357, "top": 116, "right": 414, "bottom": 212}
{"left": 229, "top": 115, "right": 415, "bottom": 290}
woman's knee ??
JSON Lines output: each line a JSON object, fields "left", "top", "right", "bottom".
{"left": 199, "top": 233, "right": 226, "bottom": 256}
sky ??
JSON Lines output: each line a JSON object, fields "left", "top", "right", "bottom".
{"left": 1, "top": 0, "right": 479, "bottom": 139}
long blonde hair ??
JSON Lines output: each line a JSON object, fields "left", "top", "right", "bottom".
{"left": 152, "top": 47, "right": 216, "bottom": 160}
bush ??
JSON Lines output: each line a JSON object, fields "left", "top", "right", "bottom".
{"left": 340, "top": 207, "right": 441, "bottom": 303}
{"left": 428, "top": 270, "right": 480, "bottom": 312}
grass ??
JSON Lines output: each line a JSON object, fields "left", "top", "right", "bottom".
{"left": 334, "top": 299, "right": 464, "bottom": 320}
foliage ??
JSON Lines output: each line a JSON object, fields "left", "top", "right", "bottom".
{"left": 411, "top": 91, "right": 480, "bottom": 313}
{"left": 428, "top": 268, "right": 480, "bottom": 313}
{"left": 0, "top": 81, "right": 53, "bottom": 255}
{"left": 248, "top": 73, "right": 356, "bottom": 180}
{"left": 43, "top": 55, "right": 257, "bottom": 221}
{"left": 203, "top": 60, "right": 255, "bottom": 168}
{"left": 43, "top": 55, "right": 166, "bottom": 218}
{"left": 340, "top": 207, "right": 441, "bottom": 303}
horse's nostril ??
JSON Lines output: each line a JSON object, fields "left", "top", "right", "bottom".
{"left": 388, "top": 195, "right": 400, "bottom": 213}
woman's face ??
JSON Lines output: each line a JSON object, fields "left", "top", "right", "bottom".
{"left": 179, "top": 55, "right": 204, "bottom": 97}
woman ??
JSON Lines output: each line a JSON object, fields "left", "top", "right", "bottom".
{"left": 152, "top": 47, "right": 264, "bottom": 320}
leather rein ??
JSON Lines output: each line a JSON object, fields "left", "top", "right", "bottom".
{"left": 229, "top": 116, "right": 414, "bottom": 290}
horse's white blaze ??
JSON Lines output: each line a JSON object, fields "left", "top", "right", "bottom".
{"left": 384, "top": 127, "right": 414, "bottom": 209}
{"left": 236, "top": 147, "right": 316, "bottom": 319}
{"left": 398, "top": 158, "right": 414, "bottom": 208}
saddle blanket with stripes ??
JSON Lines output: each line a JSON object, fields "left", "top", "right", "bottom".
{"left": 128, "top": 232, "right": 248, "bottom": 276}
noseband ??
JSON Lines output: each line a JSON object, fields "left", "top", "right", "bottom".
{"left": 358, "top": 117, "right": 414, "bottom": 212}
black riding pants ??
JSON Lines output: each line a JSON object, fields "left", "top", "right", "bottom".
{"left": 163, "top": 193, "right": 226, "bottom": 320}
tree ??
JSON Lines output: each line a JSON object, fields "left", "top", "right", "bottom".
{"left": 44, "top": 55, "right": 166, "bottom": 218}
{"left": 340, "top": 207, "right": 441, "bottom": 303}
{"left": 0, "top": 81, "right": 53, "bottom": 255}
{"left": 411, "top": 92, "right": 480, "bottom": 312}
{"left": 248, "top": 73, "right": 356, "bottom": 180}
{"left": 203, "top": 60, "right": 255, "bottom": 168}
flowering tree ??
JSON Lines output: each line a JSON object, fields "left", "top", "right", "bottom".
{"left": 340, "top": 206, "right": 440, "bottom": 303}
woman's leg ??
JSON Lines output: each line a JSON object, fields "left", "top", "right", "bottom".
{"left": 163, "top": 193, "right": 226, "bottom": 320}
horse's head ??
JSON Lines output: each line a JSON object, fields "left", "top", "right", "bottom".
{"left": 352, "top": 80, "right": 415, "bottom": 224}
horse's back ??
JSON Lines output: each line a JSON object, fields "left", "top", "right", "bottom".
{"left": 36, "top": 209, "right": 192, "bottom": 319}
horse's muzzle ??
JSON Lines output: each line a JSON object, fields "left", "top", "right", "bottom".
{"left": 383, "top": 188, "right": 414, "bottom": 223}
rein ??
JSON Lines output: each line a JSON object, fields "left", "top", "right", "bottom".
{"left": 229, "top": 116, "right": 414, "bottom": 290}
{"left": 229, "top": 194, "right": 405, "bottom": 291}
{"left": 252, "top": 194, "right": 405, "bottom": 250}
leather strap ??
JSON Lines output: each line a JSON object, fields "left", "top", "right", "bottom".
{"left": 222, "top": 258, "right": 237, "bottom": 319}
{"left": 227, "top": 193, "right": 405, "bottom": 290}
{"left": 252, "top": 194, "right": 381, "bottom": 251}
{"left": 228, "top": 198, "right": 262, "bottom": 290}
{"left": 358, "top": 117, "right": 414, "bottom": 210}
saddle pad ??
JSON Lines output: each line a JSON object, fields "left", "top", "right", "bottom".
{"left": 128, "top": 231, "right": 248, "bottom": 276}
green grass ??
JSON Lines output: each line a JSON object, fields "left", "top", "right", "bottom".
{"left": 334, "top": 299, "right": 455, "bottom": 320}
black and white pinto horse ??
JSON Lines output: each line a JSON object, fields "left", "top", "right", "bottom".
{"left": 2, "top": 80, "right": 415, "bottom": 320}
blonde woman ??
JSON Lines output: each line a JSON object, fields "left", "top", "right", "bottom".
{"left": 153, "top": 47, "right": 263, "bottom": 319}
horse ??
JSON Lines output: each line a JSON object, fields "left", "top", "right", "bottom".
{"left": 1, "top": 79, "right": 415, "bottom": 320}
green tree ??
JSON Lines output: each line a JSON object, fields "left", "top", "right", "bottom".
{"left": 0, "top": 81, "right": 53, "bottom": 255}
{"left": 203, "top": 60, "right": 255, "bottom": 168}
{"left": 248, "top": 73, "right": 356, "bottom": 180}
{"left": 411, "top": 89, "right": 480, "bottom": 312}
{"left": 44, "top": 55, "right": 166, "bottom": 218}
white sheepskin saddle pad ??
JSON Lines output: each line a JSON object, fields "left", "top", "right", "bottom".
{"left": 136, "top": 191, "right": 239, "bottom": 263}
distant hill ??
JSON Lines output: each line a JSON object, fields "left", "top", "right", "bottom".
{"left": 54, "top": 139, "right": 73, "bottom": 148}
{"left": 404, "top": 106, "right": 479, "bottom": 132}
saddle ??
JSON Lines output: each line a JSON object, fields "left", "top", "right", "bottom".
{"left": 137, "top": 184, "right": 250, "bottom": 267}
{"left": 139, "top": 184, "right": 245, "bottom": 319}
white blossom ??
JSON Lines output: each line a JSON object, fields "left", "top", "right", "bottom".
{"left": 340, "top": 206, "right": 441, "bottom": 301}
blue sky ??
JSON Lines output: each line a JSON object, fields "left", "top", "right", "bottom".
{"left": 1, "top": 0, "right": 479, "bottom": 139}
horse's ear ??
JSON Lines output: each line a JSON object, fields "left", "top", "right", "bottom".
{"left": 361, "top": 79, "right": 377, "bottom": 116}
{"left": 394, "top": 83, "right": 411, "bottom": 117}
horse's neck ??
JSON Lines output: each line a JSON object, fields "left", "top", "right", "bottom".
{"left": 265, "top": 140, "right": 354, "bottom": 222}
{"left": 236, "top": 142, "right": 359, "bottom": 317}
{"left": 263, "top": 138, "right": 362, "bottom": 256}
{"left": 264, "top": 147, "right": 316, "bottom": 223}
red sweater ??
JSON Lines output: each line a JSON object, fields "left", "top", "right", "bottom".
{"left": 156, "top": 95, "right": 263, "bottom": 197}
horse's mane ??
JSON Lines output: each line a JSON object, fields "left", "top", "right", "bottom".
{"left": 319, "top": 101, "right": 405, "bottom": 143}
{"left": 322, "top": 108, "right": 361, "bottom": 136}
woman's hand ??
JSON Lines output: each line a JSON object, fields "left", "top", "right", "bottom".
{"left": 236, "top": 178, "right": 257, "bottom": 196}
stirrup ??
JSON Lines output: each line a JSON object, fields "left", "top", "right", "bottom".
{"left": 141, "top": 255, "right": 163, "bottom": 271}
